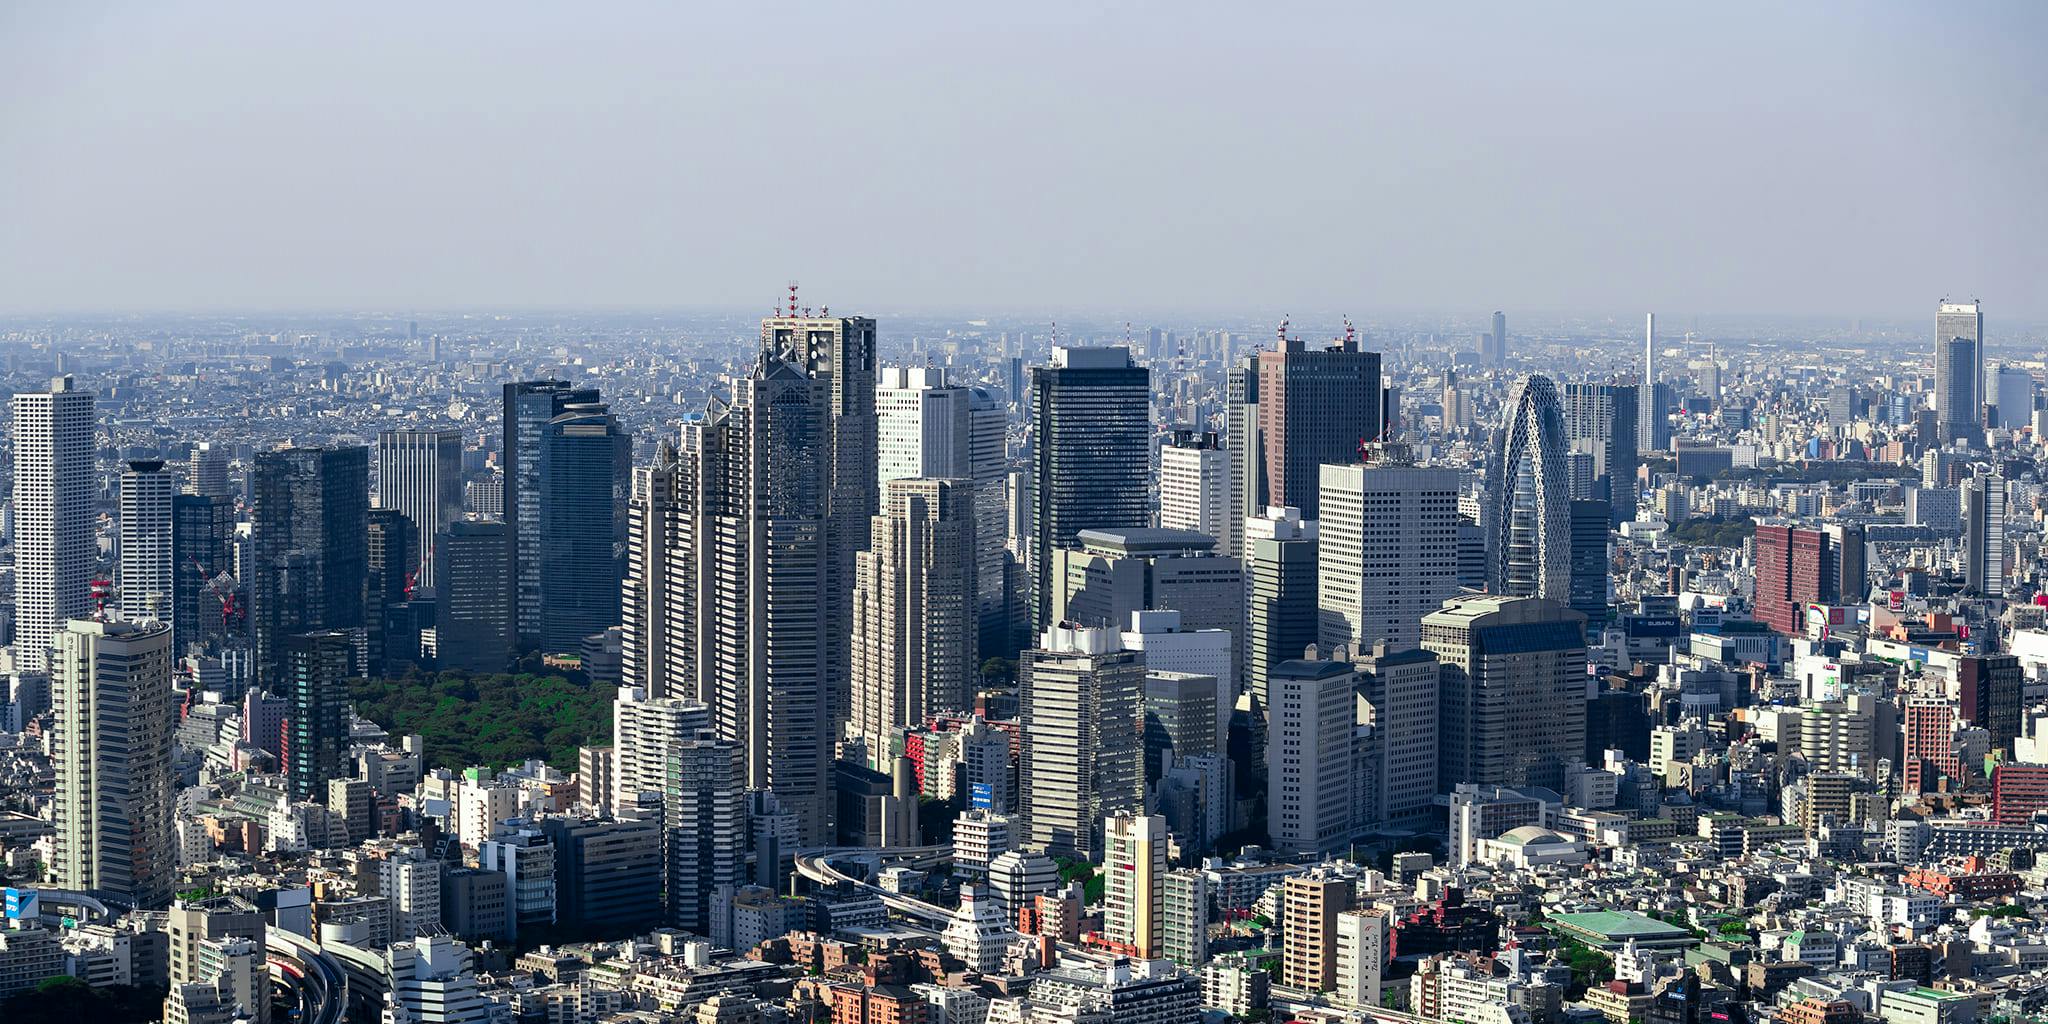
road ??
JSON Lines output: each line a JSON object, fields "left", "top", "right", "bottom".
{"left": 267, "top": 928, "right": 346, "bottom": 1024}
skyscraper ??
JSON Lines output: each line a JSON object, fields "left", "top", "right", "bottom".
{"left": 1994, "top": 365, "right": 2034, "bottom": 431}
{"left": 187, "top": 442, "right": 231, "bottom": 498}
{"left": 282, "top": 630, "right": 353, "bottom": 801}
{"left": 12, "top": 376, "right": 94, "bottom": 672}
{"left": 365, "top": 508, "right": 419, "bottom": 675}
{"left": 1935, "top": 301, "right": 1984, "bottom": 443}
{"left": 171, "top": 493, "right": 236, "bottom": 654}
{"left": 659, "top": 319, "right": 875, "bottom": 844}
{"left": 1638, "top": 313, "right": 1660, "bottom": 454}
{"left": 872, "top": 367, "right": 1008, "bottom": 654}
{"left": 1019, "top": 625, "right": 1145, "bottom": 859}
{"left": 1102, "top": 812, "right": 1167, "bottom": 959}
{"left": 1487, "top": 376, "right": 1572, "bottom": 600}
{"left": 538, "top": 399, "right": 630, "bottom": 651}
{"left": 438, "top": 520, "right": 513, "bottom": 673}
{"left": 1568, "top": 498, "right": 1612, "bottom": 633}
{"left": 761, "top": 309, "right": 878, "bottom": 717}
{"left": 248, "top": 445, "right": 368, "bottom": 686}
{"left": 621, "top": 439, "right": 686, "bottom": 700}
{"left": 663, "top": 736, "right": 747, "bottom": 936}
{"left": 1753, "top": 522, "right": 1838, "bottom": 635}
{"left": 1964, "top": 473, "right": 2007, "bottom": 595}
{"left": 1316, "top": 453, "right": 1460, "bottom": 651}
{"left": 119, "top": 459, "right": 176, "bottom": 625}
{"left": 1257, "top": 330, "right": 1382, "bottom": 519}
{"left": 1225, "top": 355, "right": 1265, "bottom": 560}
{"left": 1560, "top": 379, "right": 1639, "bottom": 526}
{"left": 50, "top": 619, "right": 175, "bottom": 909}
{"left": 848, "top": 478, "right": 977, "bottom": 766}
{"left": 1030, "top": 347, "right": 1151, "bottom": 630}
{"left": 1357, "top": 645, "right": 1440, "bottom": 828}
{"left": 1264, "top": 658, "right": 1362, "bottom": 858}
{"left": 1424, "top": 595, "right": 1587, "bottom": 792}
{"left": 1244, "top": 506, "right": 1319, "bottom": 710}
{"left": 611, "top": 686, "right": 712, "bottom": 816}
{"left": 503, "top": 379, "right": 600, "bottom": 649}
{"left": 1158, "top": 430, "right": 1233, "bottom": 557}
{"left": 375, "top": 429, "right": 463, "bottom": 589}
{"left": 1490, "top": 310, "right": 1507, "bottom": 366}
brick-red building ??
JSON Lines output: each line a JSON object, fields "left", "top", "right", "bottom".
{"left": 1753, "top": 524, "right": 1834, "bottom": 635}
{"left": 1993, "top": 763, "right": 2048, "bottom": 826}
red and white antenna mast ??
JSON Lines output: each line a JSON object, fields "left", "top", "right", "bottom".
{"left": 786, "top": 281, "right": 799, "bottom": 317}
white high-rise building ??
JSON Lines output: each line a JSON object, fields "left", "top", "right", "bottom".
{"left": 13, "top": 376, "right": 95, "bottom": 672}
{"left": 874, "top": 366, "right": 1009, "bottom": 652}
{"left": 50, "top": 619, "right": 176, "bottom": 909}
{"left": 611, "top": 686, "right": 712, "bottom": 816}
{"left": 1358, "top": 646, "right": 1441, "bottom": 828}
{"left": 119, "top": 459, "right": 176, "bottom": 625}
{"left": 375, "top": 429, "right": 464, "bottom": 589}
{"left": 663, "top": 736, "right": 747, "bottom": 936}
{"left": 1159, "top": 431, "right": 1234, "bottom": 556}
{"left": 1102, "top": 812, "right": 1167, "bottom": 959}
{"left": 1317, "top": 458, "right": 1460, "bottom": 651}
{"left": 1121, "top": 609, "right": 1233, "bottom": 749}
{"left": 187, "top": 441, "right": 231, "bottom": 498}
{"left": 1264, "top": 658, "right": 1363, "bottom": 858}
{"left": 1334, "top": 909, "right": 1386, "bottom": 1008}
{"left": 1638, "top": 313, "right": 1659, "bottom": 455}
{"left": 1019, "top": 625, "right": 1146, "bottom": 859}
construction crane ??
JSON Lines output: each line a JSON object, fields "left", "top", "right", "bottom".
{"left": 186, "top": 555, "right": 243, "bottom": 631}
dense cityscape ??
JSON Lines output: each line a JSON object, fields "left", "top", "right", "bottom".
{"left": 0, "top": 298, "right": 2044, "bottom": 1024}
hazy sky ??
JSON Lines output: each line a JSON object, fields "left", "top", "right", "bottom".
{"left": 3, "top": 3, "right": 2043, "bottom": 318}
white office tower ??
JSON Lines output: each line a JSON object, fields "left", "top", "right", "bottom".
{"left": 165, "top": 936, "right": 270, "bottom": 1024}
{"left": 1162, "top": 869, "right": 1211, "bottom": 967}
{"left": 986, "top": 849, "right": 1059, "bottom": 924}
{"left": 378, "top": 846, "right": 444, "bottom": 943}
{"left": 953, "top": 808, "right": 1015, "bottom": 878}
{"left": 1358, "top": 646, "right": 1442, "bottom": 828}
{"left": 664, "top": 737, "right": 747, "bottom": 936}
{"left": 12, "top": 376, "right": 94, "bottom": 672}
{"left": 1638, "top": 313, "right": 1659, "bottom": 454}
{"left": 375, "top": 429, "right": 464, "bottom": 588}
{"left": 1102, "top": 812, "right": 1168, "bottom": 959}
{"left": 50, "top": 619, "right": 175, "bottom": 909}
{"left": 1123, "top": 609, "right": 1234, "bottom": 750}
{"left": 188, "top": 441, "right": 232, "bottom": 498}
{"left": 1334, "top": 909, "right": 1387, "bottom": 1007}
{"left": 385, "top": 936, "right": 490, "bottom": 1024}
{"left": 620, "top": 437, "right": 696, "bottom": 702}
{"left": 1020, "top": 625, "right": 1146, "bottom": 859}
{"left": 611, "top": 687, "right": 711, "bottom": 817}
{"left": 1316, "top": 456, "right": 1460, "bottom": 651}
{"left": 873, "top": 366, "right": 1009, "bottom": 652}
{"left": 119, "top": 459, "right": 176, "bottom": 625}
{"left": 1159, "top": 431, "right": 1235, "bottom": 556}
{"left": 848, "top": 478, "right": 976, "bottom": 767}
{"left": 1264, "top": 658, "right": 1363, "bottom": 858}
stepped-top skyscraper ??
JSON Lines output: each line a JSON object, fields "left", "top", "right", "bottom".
{"left": 761, "top": 304, "right": 878, "bottom": 728}
{"left": 1936, "top": 300, "right": 1984, "bottom": 443}
{"left": 1254, "top": 326, "right": 1382, "bottom": 520}
{"left": 1030, "top": 346, "right": 1151, "bottom": 629}
{"left": 624, "top": 303, "right": 875, "bottom": 844}
{"left": 12, "top": 375, "right": 94, "bottom": 672}
{"left": 1487, "top": 376, "right": 1572, "bottom": 601}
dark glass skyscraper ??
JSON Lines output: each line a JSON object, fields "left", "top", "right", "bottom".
{"left": 504, "top": 380, "right": 599, "bottom": 649}
{"left": 366, "top": 508, "right": 418, "bottom": 675}
{"left": 538, "top": 400, "right": 631, "bottom": 651}
{"left": 171, "top": 492, "right": 236, "bottom": 654}
{"left": 439, "top": 520, "right": 513, "bottom": 673}
{"left": 1255, "top": 332, "right": 1381, "bottom": 519}
{"left": 283, "top": 629, "right": 353, "bottom": 801}
{"left": 1030, "top": 347, "right": 1151, "bottom": 630}
{"left": 249, "top": 446, "right": 368, "bottom": 686}
{"left": 1560, "top": 379, "right": 1639, "bottom": 527}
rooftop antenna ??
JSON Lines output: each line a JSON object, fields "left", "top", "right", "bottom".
{"left": 1343, "top": 315, "right": 1356, "bottom": 346}
{"left": 787, "top": 281, "right": 799, "bottom": 317}
{"left": 1050, "top": 321, "right": 1059, "bottom": 347}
